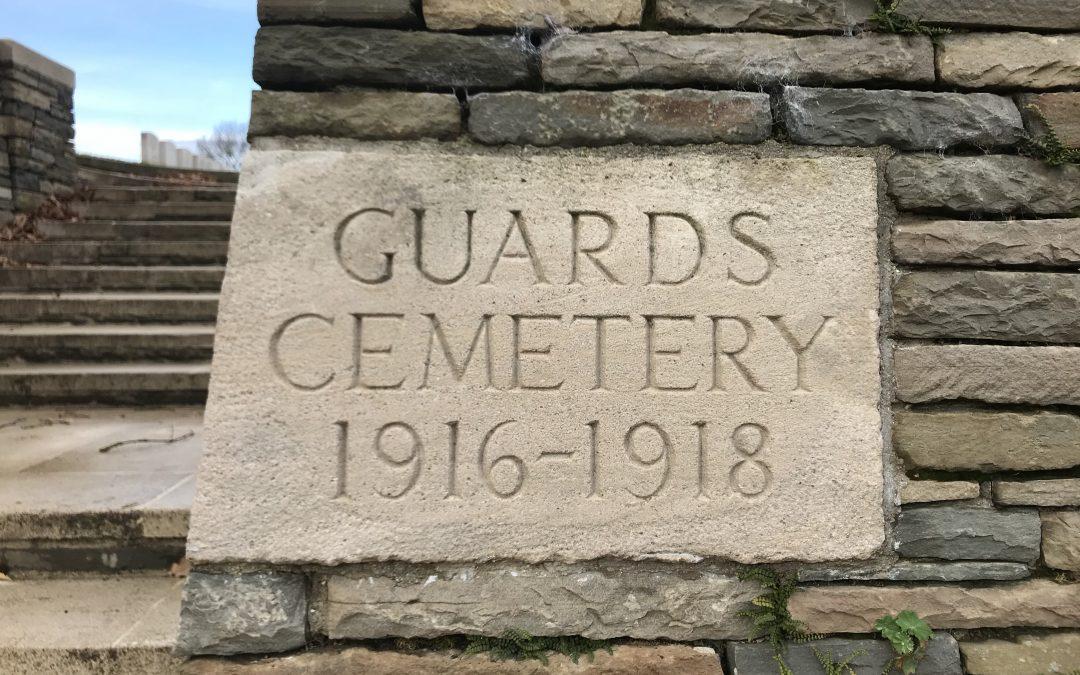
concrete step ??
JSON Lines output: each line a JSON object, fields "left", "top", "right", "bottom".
{"left": 2, "top": 241, "right": 228, "bottom": 265}
{"left": 78, "top": 154, "right": 238, "bottom": 185}
{"left": 0, "top": 266, "right": 225, "bottom": 291}
{"left": 0, "top": 362, "right": 211, "bottom": 403}
{"left": 36, "top": 220, "right": 231, "bottom": 242}
{"left": 90, "top": 186, "right": 236, "bottom": 203}
{"left": 0, "top": 292, "right": 219, "bottom": 324}
{"left": 0, "top": 324, "right": 215, "bottom": 362}
{"left": 79, "top": 201, "right": 235, "bottom": 222}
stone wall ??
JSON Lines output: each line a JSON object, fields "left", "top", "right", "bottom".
{"left": 0, "top": 40, "right": 76, "bottom": 224}
{"left": 183, "top": 1, "right": 1080, "bottom": 671}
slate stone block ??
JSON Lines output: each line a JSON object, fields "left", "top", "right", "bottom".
{"left": 727, "top": 635, "right": 962, "bottom": 675}
{"left": 895, "top": 505, "right": 1041, "bottom": 563}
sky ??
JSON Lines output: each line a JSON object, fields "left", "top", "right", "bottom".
{"left": 5, "top": 0, "right": 258, "bottom": 160}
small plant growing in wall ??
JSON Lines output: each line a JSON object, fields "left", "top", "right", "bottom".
{"left": 875, "top": 610, "right": 933, "bottom": 675}
{"left": 871, "top": 0, "right": 950, "bottom": 37}
{"left": 1025, "top": 105, "right": 1080, "bottom": 167}
{"left": 463, "top": 629, "right": 612, "bottom": 664}
{"left": 738, "top": 568, "right": 822, "bottom": 674}
{"left": 813, "top": 646, "right": 865, "bottom": 675}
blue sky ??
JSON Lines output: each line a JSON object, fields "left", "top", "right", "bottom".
{"left": 6, "top": 0, "right": 257, "bottom": 160}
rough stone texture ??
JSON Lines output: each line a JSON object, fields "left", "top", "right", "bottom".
{"left": 895, "top": 505, "right": 1041, "bottom": 563}
{"left": 541, "top": 32, "right": 934, "bottom": 88}
{"left": 893, "top": 345, "right": 1080, "bottom": 407}
{"left": 727, "top": 636, "right": 961, "bottom": 675}
{"left": 1021, "top": 92, "right": 1080, "bottom": 148}
{"left": 468, "top": 90, "right": 771, "bottom": 146}
{"left": 656, "top": 0, "right": 876, "bottom": 32}
{"left": 895, "top": 410, "right": 1080, "bottom": 473}
{"left": 183, "top": 644, "right": 724, "bottom": 674}
{"left": 887, "top": 155, "right": 1080, "bottom": 216}
{"left": 900, "top": 480, "right": 981, "bottom": 504}
{"left": 254, "top": 26, "right": 533, "bottom": 90}
{"left": 790, "top": 580, "right": 1080, "bottom": 633}
{"left": 258, "top": 0, "right": 416, "bottom": 25}
{"left": 893, "top": 218, "right": 1080, "bottom": 267}
{"left": 319, "top": 563, "right": 758, "bottom": 640}
{"left": 1043, "top": 511, "right": 1080, "bottom": 572}
{"left": 424, "top": 0, "right": 644, "bottom": 30}
{"left": 939, "top": 33, "right": 1080, "bottom": 89}
{"left": 902, "top": 0, "right": 1080, "bottom": 30}
{"left": 187, "top": 143, "right": 884, "bottom": 567}
{"left": 782, "top": 87, "right": 1023, "bottom": 150}
{"left": 176, "top": 572, "right": 307, "bottom": 656}
{"left": 0, "top": 40, "right": 75, "bottom": 89}
{"left": 249, "top": 91, "right": 461, "bottom": 140}
{"left": 994, "top": 480, "right": 1080, "bottom": 507}
{"left": 799, "top": 561, "right": 1031, "bottom": 583}
{"left": 892, "top": 270, "right": 1080, "bottom": 344}
{"left": 961, "top": 631, "right": 1080, "bottom": 675}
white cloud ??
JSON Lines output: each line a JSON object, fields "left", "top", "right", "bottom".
{"left": 75, "top": 120, "right": 208, "bottom": 162}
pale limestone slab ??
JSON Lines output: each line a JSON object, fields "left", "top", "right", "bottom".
{"left": 900, "top": 480, "right": 981, "bottom": 504}
{"left": 187, "top": 143, "right": 883, "bottom": 565}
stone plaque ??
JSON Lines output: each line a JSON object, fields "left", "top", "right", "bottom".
{"left": 187, "top": 143, "right": 884, "bottom": 565}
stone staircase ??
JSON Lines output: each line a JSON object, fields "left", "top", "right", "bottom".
{"left": 0, "top": 157, "right": 236, "bottom": 405}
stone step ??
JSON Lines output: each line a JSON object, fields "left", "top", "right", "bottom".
{"left": 0, "top": 324, "right": 215, "bottom": 362}
{"left": 2, "top": 241, "right": 228, "bottom": 265}
{"left": 0, "top": 266, "right": 225, "bottom": 291}
{"left": 0, "top": 292, "right": 219, "bottom": 324}
{"left": 0, "top": 362, "right": 211, "bottom": 403}
{"left": 79, "top": 201, "right": 235, "bottom": 222}
{"left": 78, "top": 165, "right": 234, "bottom": 188}
{"left": 36, "top": 220, "right": 231, "bottom": 242}
{"left": 77, "top": 154, "right": 238, "bottom": 186}
{"left": 90, "top": 186, "right": 236, "bottom": 203}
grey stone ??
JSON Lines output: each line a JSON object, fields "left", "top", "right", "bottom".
{"left": 655, "top": 0, "right": 876, "bottom": 31}
{"left": 887, "top": 155, "right": 1080, "bottom": 216}
{"left": 893, "top": 218, "right": 1080, "bottom": 267}
{"left": 939, "top": 33, "right": 1080, "bottom": 89}
{"left": 901, "top": 0, "right": 1080, "bottom": 30}
{"left": 541, "top": 32, "right": 933, "bottom": 88}
{"left": 799, "top": 561, "right": 1031, "bottom": 583}
{"left": 258, "top": 0, "right": 416, "bottom": 25}
{"left": 895, "top": 410, "right": 1080, "bottom": 473}
{"left": 893, "top": 270, "right": 1080, "bottom": 344}
{"left": 176, "top": 572, "right": 307, "bottom": 656}
{"left": 893, "top": 345, "right": 1080, "bottom": 407}
{"left": 895, "top": 505, "right": 1041, "bottom": 563}
{"left": 994, "top": 479, "right": 1080, "bottom": 507}
{"left": 318, "top": 562, "right": 758, "bottom": 641}
{"left": 253, "top": 26, "right": 533, "bottom": 90}
{"left": 1021, "top": 92, "right": 1080, "bottom": 148}
{"left": 249, "top": 91, "right": 461, "bottom": 140}
{"left": 727, "top": 635, "right": 962, "bottom": 675}
{"left": 0, "top": 40, "right": 75, "bottom": 89}
{"left": 468, "top": 89, "right": 771, "bottom": 146}
{"left": 782, "top": 87, "right": 1023, "bottom": 150}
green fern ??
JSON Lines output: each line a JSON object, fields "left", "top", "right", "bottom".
{"left": 871, "top": 0, "right": 950, "bottom": 37}
{"left": 813, "top": 646, "right": 865, "bottom": 675}
{"left": 1025, "top": 105, "right": 1080, "bottom": 167}
{"left": 738, "top": 568, "right": 823, "bottom": 674}
{"left": 463, "top": 629, "right": 612, "bottom": 664}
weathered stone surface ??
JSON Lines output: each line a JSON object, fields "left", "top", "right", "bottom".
{"left": 542, "top": 32, "right": 933, "bottom": 88}
{"left": 799, "top": 561, "right": 1031, "bottom": 583}
{"left": 895, "top": 410, "right": 1080, "bottom": 473}
{"left": 893, "top": 218, "right": 1080, "bottom": 267}
{"left": 249, "top": 91, "right": 461, "bottom": 140}
{"left": 655, "top": 0, "right": 875, "bottom": 31}
{"left": 939, "top": 33, "right": 1080, "bottom": 89}
{"left": 901, "top": 480, "right": 981, "bottom": 504}
{"left": 782, "top": 87, "right": 1023, "bottom": 150}
{"left": 253, "top": 26, "right": 533, "bottom": 90}
{"left": 0, "top": 40, "right": 75, "bottom": 89}
{"left": 424, "top": 0, "right": 643, "bottom": 30}
{"left": 183, "top": 644, "right": 725, "bottom": 674}
{"left": 892, "top": 270, "right": 1080, "bottom": 344}
{"left": 902, "top": 0, "right": 1080, "bottom": 30}
{"left": 176, "top": 572, "right": 307, "bottom": 656}
{"left": 994, "top": 479, "right": 1080, "bottom": 507}
{"left": 887, "top": 155, "right": 1080, "bottom": 215}
{"left": 727, "top": 636, "right": 961, "bottom": 675}
{"left": 1021, "top": 92, "right": 1080, "bottom": 148}
{"left": 790, "top": 580, "right": 1080, "bottom": 633}
{"left": 468, "top": 90, "right": 771, "bottom": 146}
{"left": 894, "top": 345, "right": 1080, "bottom": 407}
{"left": 319, "top": 562, "right": 757, "bottom": 640}
{"left": 187, "top": 142, "right": 884, "bottom": 567}
{"left": 895, "top": 505, "right": 1041, "bottom": 563}
{"left": 257, "top": 0, "right": 416, "bottom": 25}
{"left": 1043, "top": 511, "right": 1080, "bottom": 572}
{"left": 961, "top": 631, "right": 1080, "bottom": 675}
